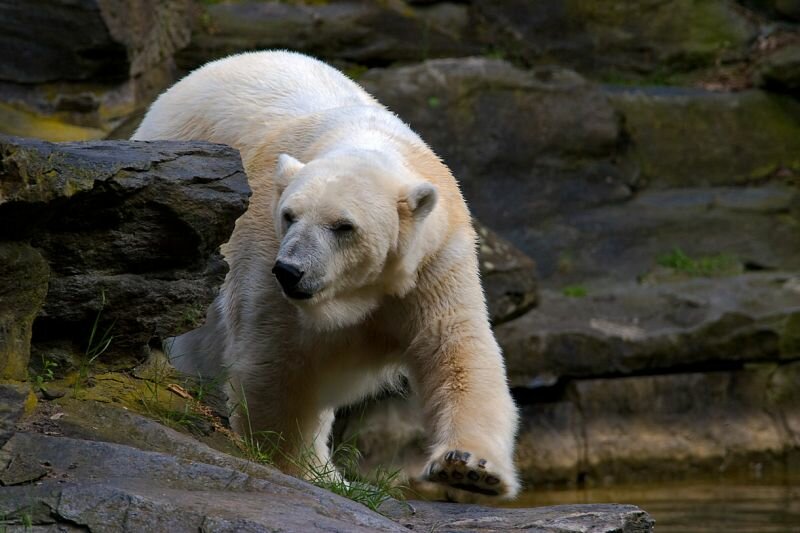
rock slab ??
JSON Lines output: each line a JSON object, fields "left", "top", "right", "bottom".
{"left": 0, "top": 135, "right": 250, "bottom": 353}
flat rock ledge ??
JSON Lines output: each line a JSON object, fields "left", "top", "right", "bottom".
{"left": 0, "top": 399, "right": 653, "bottom": 532}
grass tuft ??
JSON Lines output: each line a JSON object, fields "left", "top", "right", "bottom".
{"left": 657, "top": 247, "right": 740, "bottom": 277}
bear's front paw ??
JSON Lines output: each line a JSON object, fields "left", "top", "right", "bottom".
{"left": 424, "top": 449, "right": 517, "bottom": 500}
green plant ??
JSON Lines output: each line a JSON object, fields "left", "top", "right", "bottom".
{"left": 562, "top": 285, "right": 588, "bottom": 298}
{"left": 298, "top": 440, "right": 405, "bottom": 512}
{"left": 73, "top": 291, "right": 115, "bottom": 395}
{"left": 31, "top": 355, "right": 58, "bottom": 391}
{"left": 657, "top": 248, "right": 740, "bottom": 277}
{"left": 233, "top": 384, "right": 404, "bottom": 512}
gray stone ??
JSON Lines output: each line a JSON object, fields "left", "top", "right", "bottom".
{"left": 475, "top": 220, "right": 538, "bottom": 325}
{"left": 0, "top": 425, "right": 653, "bottom": 532}
{"left": 0, "top": 136, "right": 250, "bottom": 352}
{"left": 177, "top": 1, "right": 481, "bottom": 72}
{"left": 607, "top": 87, "right": 800, "bottom": 188}
{"left": 380, "top": 499, "right": 654, "bottom": 533}
{"left": 497, "top": 273, "right": 800, "bottom": 388}
{"left": 0, "top": 0, "right": 190, "bottom": 84}
{"left": 472, "top": 0, "right": 756, "bottom": 81}
{"left": 521, "top": 185, "right": 800, "bottom": 287}
{"left": 0, "top": 432, "right": 407, "bottom": 532}
{"left": 0, "top": 382, "right": 30, "bottom": 448}
{"left": 757, "top": 43, "right": 800, "bottom": 93}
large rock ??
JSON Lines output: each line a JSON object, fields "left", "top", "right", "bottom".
{"left": 757, "top": 42, "right": 800, "bottom": 93}
{"left": 497, "top": 273, "right": 800, "bottom": 388}
{"left": 607, "top": 87, "right": 800, "bottom": 187}
{"left": 0, "top": 136, "right": 250, "bottom": 353}
{"left": 0, "top": 398, "right": 653, "bottom": 532}
{"left": 0, "top": 0, "right": 190, "bottom": 84}
{"left": 0, "top": 0, "right": 190, "bottom": 141}
{"left": 475, "top": 220, "right": 538, "bottom": 325}
{"left": 0, "top": 243, "right": 49, "bottom": 380}
{"left": 381, "top": 499, "right": 654, "bottom": 533}
{"left": 177, "top": 0, "right": 481, "bottom": 72}
{"left": 473, "top": 0, "right": 757, "bottom": 82}
{"left": 360, "top": 59, "right": 800, "bottom": 287}
{"left": 523, "top": 185, "right": 800, "bottom": 286}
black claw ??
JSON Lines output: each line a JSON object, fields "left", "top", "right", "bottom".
{"left": 485, "top": 475, "right": 500, "bottom": 485}
{"left": 477, "top": 459, "right": 487, "bottom": 469}
{"left": 460, "top": 452, "right": 471, "bottom": 464}
{"left": 445, "top": 451, "right": 457, "bottom": 463}
{"left": 467, "top": 471, "right": 480, "bottom": 481}
{"left": 427, "top": 464, "right": 436, "bottom": 478}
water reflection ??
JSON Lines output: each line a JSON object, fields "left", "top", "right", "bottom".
{"left": 508, "top": 482, "right": 800, "bottom": 532}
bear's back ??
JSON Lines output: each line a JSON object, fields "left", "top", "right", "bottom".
{"left": 133, "top": 51, "right": 381, "bottom": 147}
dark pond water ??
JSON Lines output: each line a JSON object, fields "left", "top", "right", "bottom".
{"left": 510, "top": 481, "right": 800, "bottom": 532}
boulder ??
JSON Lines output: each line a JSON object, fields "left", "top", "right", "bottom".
{"left": 360, "top": 59, "right": 800, "bottom": 287}
{"left": 0, "top": 0, "right": 191, "bottom": 141}
{"left": 607, "top": 87, "right": 800, "bottom": 188}
{"left": 0, "top": 135, "right": 250, "bottom": 354}
{"left": 1, "top": 398, "right": 654, "bottom": 532}
{"left": 0, "top": 382, "right": 32, "bottom": 448}
{"left": 177, "top": 0, "right": 481, "bottom": 72}
{"left": 757, "top": 42, "right": 800, "bottom": 93}
{"left": 472, "top": 0, "right": 756, "bottom": 82}
{"left": 497, "top": 273, "right": 800, "bottom": 387}
{"left": 475, "top": 220, "right": 538, "bottom": 325}
{"left": 524, "top": 185, "right": 800, "bottom": 286}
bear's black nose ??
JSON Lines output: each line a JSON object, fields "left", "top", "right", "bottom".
{"left": 272, "top": 261, "right": 304, "bottom": 292}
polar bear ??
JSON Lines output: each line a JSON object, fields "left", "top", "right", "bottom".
{"left": 133, "top": 51, "right": 519, "bottom": 501}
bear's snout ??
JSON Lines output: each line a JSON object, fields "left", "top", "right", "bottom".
{"left": 272, "top": 261, "right": 313, "bottom": 299}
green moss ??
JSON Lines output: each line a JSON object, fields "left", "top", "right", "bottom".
{"left": 780, "top": 314, "right": 800, "bottom": 358}
{"left": 610, "top": 90, "right": 800, "bottom": 187}
{"left": 562, "top": 285, "right": 588, "bottom": 298}
{"left": 657, "top": 248, "right": 741, "bottom": 277}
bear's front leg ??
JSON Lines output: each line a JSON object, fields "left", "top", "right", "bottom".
{"left": 407, "top": 314, "right": 520, "bottom": 501}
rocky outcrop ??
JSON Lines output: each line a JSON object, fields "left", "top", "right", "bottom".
{"left": 0, "top": 135, "right": 250, "bottom": 363}
{"left": 177, "top": 0, "right": 482, "bottom": 72}
{"left": 499, "top": 273, "right": 800, "bottom": 386}
{"left": 361, "top": 58, "right": 800, "bottom": 287}
{"left": 1, "top": 392, "right": 653, "bottom": 532}
{"left": 475, "top": 220, "right": 538, "bottom": 325}
{"left": 0, "top": 0, "right": 191, "bottom": 140}
{"left": 472, "top": 0, "right": 757, "bottom": 82}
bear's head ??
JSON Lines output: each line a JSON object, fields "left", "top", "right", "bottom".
{"left": 271, "top": 150, "right": 440, "bottom": 330}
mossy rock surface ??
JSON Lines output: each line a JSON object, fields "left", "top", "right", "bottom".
{"left": 608, "top": 87, "right": 800, "bottom": 187}
{"left": 0, "top": 243, "right": 49, "bottom": 381}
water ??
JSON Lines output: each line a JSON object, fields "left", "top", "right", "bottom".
{"left": 510, "top": 482, "right": 800, "bottom": 532}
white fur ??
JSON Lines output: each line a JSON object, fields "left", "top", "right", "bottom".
{"left": 133, "top": 51, "right": 520, "bottom": 501}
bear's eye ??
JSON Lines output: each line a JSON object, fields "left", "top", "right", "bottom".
{"left": 330, "top": 220, "right": 355, "bottom": 234}
{"left": 282, "top": 211, "right": 296, "bottom": 226}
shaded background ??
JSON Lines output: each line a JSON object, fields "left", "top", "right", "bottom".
{"left": 1, "top": 1, "right": 799, "bottom": 530}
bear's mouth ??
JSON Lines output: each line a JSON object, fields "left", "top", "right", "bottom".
{"left": 285, "top": 288, "right": 314, "bottom": 300}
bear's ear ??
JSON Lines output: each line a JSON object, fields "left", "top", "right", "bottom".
{"left": 401, "top": 182, "right": 438, "bottom": 221}
{"left": 274, "top": 153, "right": 305, "bottom": 188}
